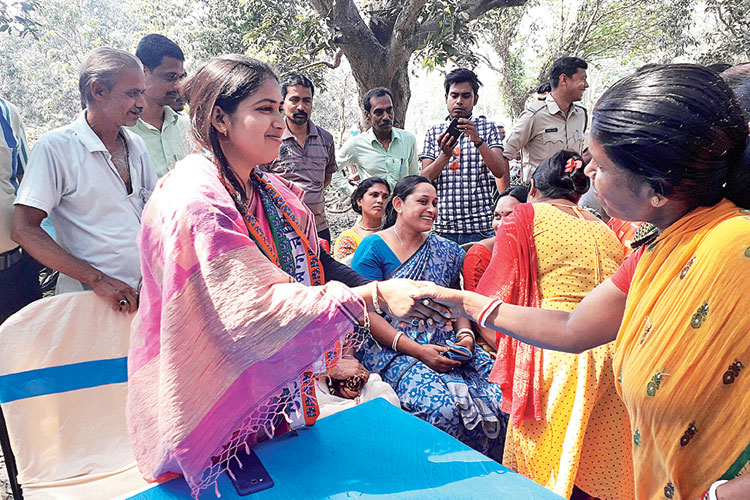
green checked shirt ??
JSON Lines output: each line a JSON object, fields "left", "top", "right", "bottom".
{"left": 128, "top": 106, "right": 191, "bottom": 178}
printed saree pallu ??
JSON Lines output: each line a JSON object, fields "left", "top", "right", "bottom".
{"left": 359, "top": 234, "right": 507, "bottom": 460}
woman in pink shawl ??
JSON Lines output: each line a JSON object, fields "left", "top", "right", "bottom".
{"left": 127, "top": 55, "right": 446, "bottom": 496}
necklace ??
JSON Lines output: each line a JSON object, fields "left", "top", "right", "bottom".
{"left": 393, "top": 225, "right": 406, "bottom": 247}
{"left": 356, "top": 221, "right": 383, "bottom": 231}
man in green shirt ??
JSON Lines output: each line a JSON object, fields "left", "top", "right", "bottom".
{"left": 128, "top": 34, "right": 190, "bottom": 178}
{"left": 336, "top": 88, "right": 419, "bottom": 194}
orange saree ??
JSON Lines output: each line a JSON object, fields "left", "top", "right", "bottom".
{"left": 615, "top": 199, "right": 750, "bottom": 499}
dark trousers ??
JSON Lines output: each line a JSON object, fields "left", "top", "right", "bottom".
{"left": 0, "top": 249, "right": 42, "bottom": 324}
{"left": 436, "top": 230, "right": 494, "bottom": 246}
{"left": 317, "top": 228, "right": 331, "bottom": 244}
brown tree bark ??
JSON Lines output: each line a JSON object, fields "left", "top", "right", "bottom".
{"left": 308, "top": 0, "right": 526, "bottom": 128}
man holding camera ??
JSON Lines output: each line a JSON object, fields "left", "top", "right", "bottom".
{"left": 420, "top": 68, "right": 508, "bottom": 245}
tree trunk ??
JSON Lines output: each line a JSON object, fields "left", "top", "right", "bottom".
{"left": 309, "top": 0, "right": 527, "bottom": 127}
{"left": 346, "top": 51, "right": 412, "bottom": 129}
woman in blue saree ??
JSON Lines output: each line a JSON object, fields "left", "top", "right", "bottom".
{"left": 352, "top": 176, "right": 506, "bottom": 461}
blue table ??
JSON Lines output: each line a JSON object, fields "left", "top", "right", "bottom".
{"left": 129, "top": 399, "right": 562, "bottom": 499}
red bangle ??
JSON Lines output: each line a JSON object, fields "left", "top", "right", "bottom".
{"left": 478, "top": 299, "right": 502, "bottom": 328}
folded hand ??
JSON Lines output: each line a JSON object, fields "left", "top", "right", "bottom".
{"left": 328, "top": 357, "right": 369, "bottom": 399}
{"left": 419, "top": 344, "right": 461, "bottom": 373}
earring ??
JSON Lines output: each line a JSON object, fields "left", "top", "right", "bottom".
{"left": 651, "top": 196, "right": 660, "bottom": 207}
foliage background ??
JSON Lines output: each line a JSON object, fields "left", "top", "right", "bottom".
{"left": 0, "top": 0, "right": 747, "bottom": 143}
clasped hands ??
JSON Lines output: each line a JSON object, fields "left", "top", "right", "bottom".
{"left": 373, "top": 279, "right": 464, "bottom": 329}
{"left": 327, "top": 356, "right": 369, "bottom": 399}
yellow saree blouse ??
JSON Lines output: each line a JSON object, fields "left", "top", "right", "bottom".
{"left": 615, "top": 199, "right": 750, "bottom": 500}
{"left": 333, "top": 228, "right": 363, "bottom": 263}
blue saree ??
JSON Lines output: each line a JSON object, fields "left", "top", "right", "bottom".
{"left": 358, "top": 234, "right": 507, "bottom": 460}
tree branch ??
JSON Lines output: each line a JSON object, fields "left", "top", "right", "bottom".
{"left": 308, "top": 41, "right": 329, "bottom": 56}
{"left": 307, "top": 0, "right": 333, "bottom": 14}
{"left": 476, "top": 52, "right": 504, "bottom": 73}
{"left": 309, "top": 0, "right": 386, "bottom": 55}
{"left": 462, "top": 0, "right": 528, "bottom": 17}
{"left": 387, "top": 0, "right": 426, "bottom": 62}
{"left": 416, "top": 0, "right": 526, "bottom": 41}
{"left": 390, "top": 0, "right": 425, "bottom": 48}
{"left": 573, "top": 0, "right": 600, "bottom": 54}
{"left": 714, "top": 3, "right": 742, "bottom": 41}
{"left": 296, "top": 49, "right": 344, "bottom": 71}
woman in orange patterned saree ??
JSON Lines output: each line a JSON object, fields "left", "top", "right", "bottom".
{"left": 413, "top": 64, "right": 750, "bottom": 500}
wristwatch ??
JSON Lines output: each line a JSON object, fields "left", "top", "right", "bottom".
{"left": 473, "top": 138, "right": 484, "bottom": 148}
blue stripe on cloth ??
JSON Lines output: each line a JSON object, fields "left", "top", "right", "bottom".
{"left": 0, "top": 98, "right": 22, "bottom": 191}
{"left": 0, "top": 99, "right": 17, "bottom": 151}
{"left": 0, "top": 357, "right": 128, "bottom": 403}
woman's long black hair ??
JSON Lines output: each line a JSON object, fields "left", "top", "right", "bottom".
{"left": 531, "top": 150, "right": 589, "bottom": 203}
{"left": 592, "top": 63, "right": 750, "bottom": 208}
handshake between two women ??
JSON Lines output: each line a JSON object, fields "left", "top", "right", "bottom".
{"left": 366, "top": 279, "right": 464, "bottom": 330}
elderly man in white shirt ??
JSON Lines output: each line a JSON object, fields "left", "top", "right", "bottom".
{"left": 12, "top": 47, "right": 157, "bottom": 313}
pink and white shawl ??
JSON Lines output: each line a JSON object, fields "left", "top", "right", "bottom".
{"left": 127, "top": 154, "right": 364, "bottom": 495}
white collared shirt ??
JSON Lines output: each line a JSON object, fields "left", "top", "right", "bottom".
{"left": 15, "top": 111, "right": 157, "bottom": 292}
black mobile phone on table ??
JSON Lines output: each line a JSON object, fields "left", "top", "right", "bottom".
{"left": 444, "top": 117, "right": 462, "bottom": 142}
{"left": 226, "top": 447, "right": 274, "bottom": 495}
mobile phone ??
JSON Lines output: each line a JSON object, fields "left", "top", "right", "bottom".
{"left": 437, "top": 341, "right": 472, "bottom": 361}
{"left": 444, "top": 117, "right": 462, "bottom": 142}
{"left": 445, "top": 344, "right": 472, "bottom": 361}
{"left": 226, "top": 447, "right": 274, "bottom": 496}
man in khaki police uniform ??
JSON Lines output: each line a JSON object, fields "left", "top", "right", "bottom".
{"left": 503, "top": 57, "right": 589, "bottom": 183}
